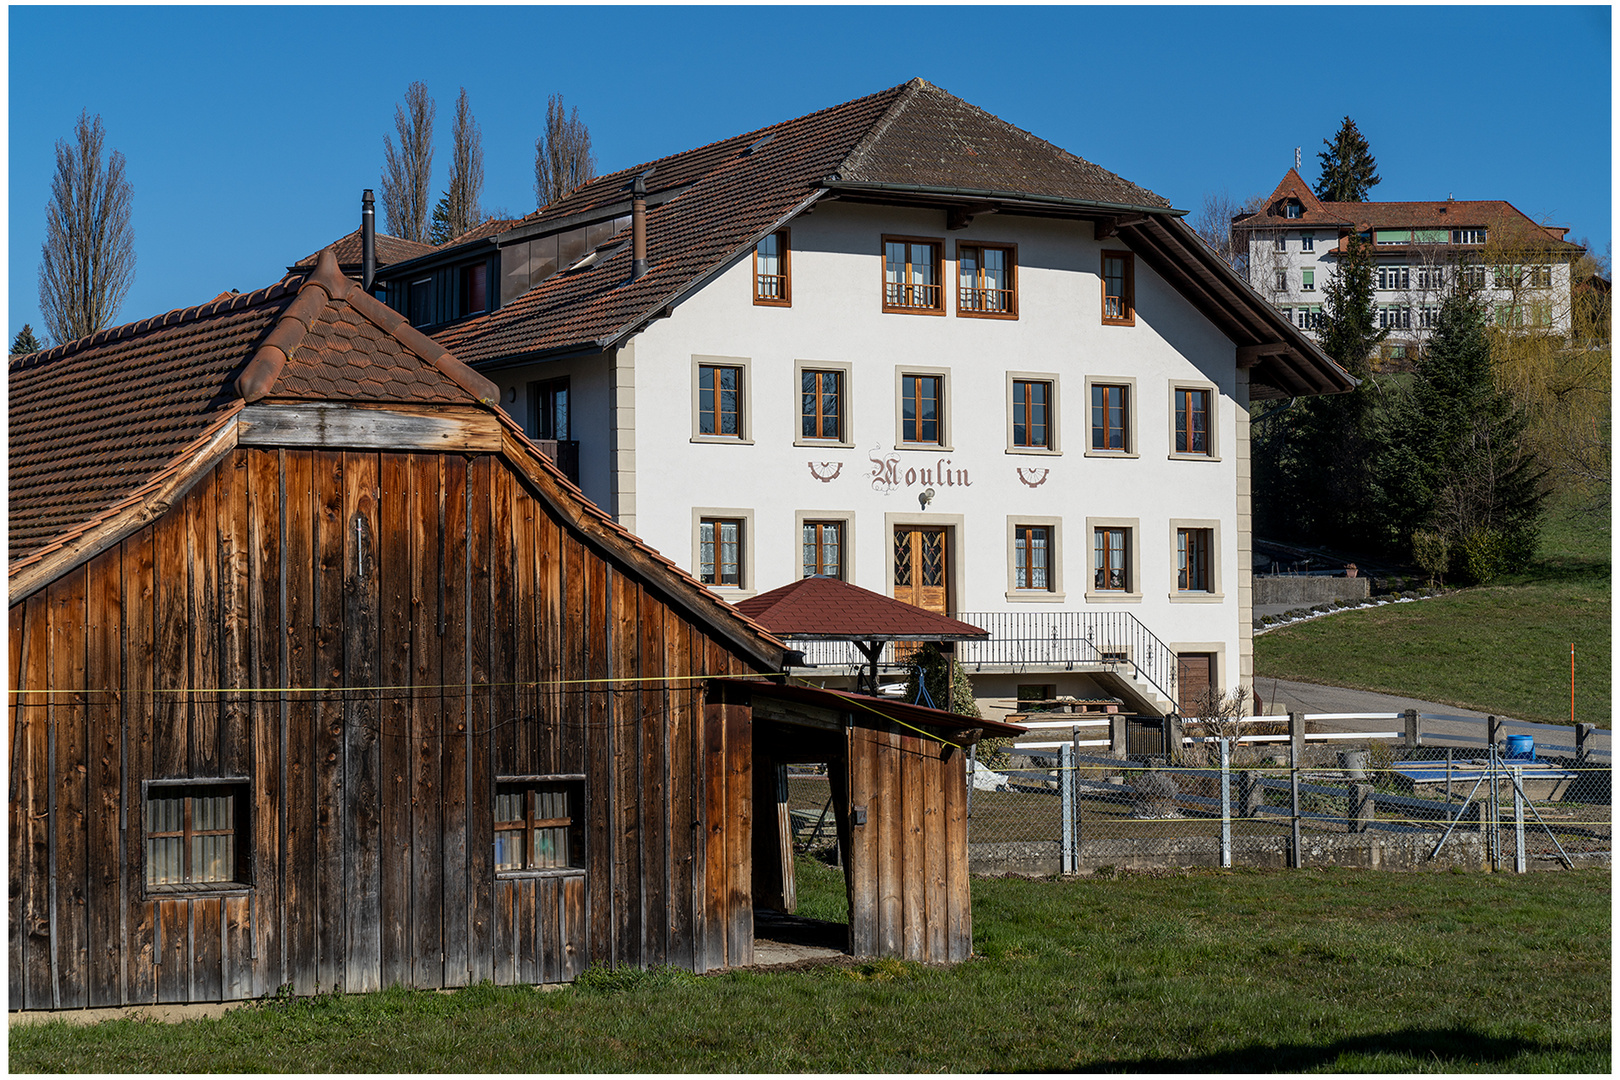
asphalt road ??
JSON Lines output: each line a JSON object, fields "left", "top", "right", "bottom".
{"left": 1254, "top": 677, "right": 1610, "bottom": 759}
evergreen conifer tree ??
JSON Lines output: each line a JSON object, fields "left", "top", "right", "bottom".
{"left": 1315, "top": 117, "right": 1381, "bottom": 202}
{"left": 10, "top": 324, "right": 43, "bottom": 355}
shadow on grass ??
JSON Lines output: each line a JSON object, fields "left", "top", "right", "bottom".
{"left": 1058, "top": 1026, "right": 1589, "bottom": 1072}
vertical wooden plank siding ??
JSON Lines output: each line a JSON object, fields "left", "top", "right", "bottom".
{"left": 20, "top": 596, "right": 53, "bottom": 1008}
{"left": 217, "top": 452, "right": 254, "bottom": 1001}
{"left": 311, "top": 451, "right": 347, "bottom": 991}
{"left": 439, "top": 455, "right": 470, "bottom": 988}
{"left": 409, "top": 454, "right": 445, "bottom": 990}
{"left": 922, "top": 745, "right": 948, "bottom": 964}
{"left": 723, "top": 693, "right": 752, "bottom": 969}
{"left": 900, "top": 734, "right": 924, "bottom": 961}
{"left": 8, "top": 450, "right": 800, "bottom": 1010}
{"left": 84, "top": 548, "right": 123, "bottom": 1006}
{"left": 944, "top": 744, "right": 968, "bottom": 962}
{"left": 51, "top": 570, "right": 89, "bottom": 1009}
{"left": 246, "top": 447, "right": 284, "bottom": 996}
{"left": 281, "top": 450, "right": 319, "bottom": 995}
{"left": 342, "top": 452, "right": 382, "bottom": 993}
{"left": 186, "top": 470, "right": 220, "bottom": 779}
{"left": 9, "top": 603, "right": 29, "bottom": 1005}
{"left": 878, "top": 726, "right": 902, "bottom": 958}
{"left": 376, "top": 452, "right": 412, "bottom": 991}
{"left": 464, "top": 456, "right": 494, "bottom": 986}
{"left": 663, "top": 623, "right": 694, "bottom": 971}
{"left": 122, "top": 533, "right": 156, "bottom": 1006}
{"left": 610, "top": 570, "right": 639, "bottom": 969}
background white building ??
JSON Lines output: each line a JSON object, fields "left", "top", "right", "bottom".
{"left": 1234, "top": 168, "right": 1585, "bottom": 360}
{"left": 376, "top": 79, "right": 1352, "bottom": 721}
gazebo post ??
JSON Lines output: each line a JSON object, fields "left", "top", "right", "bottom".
{"left": 854, "top": 639, "right": 887, "bottom": 697}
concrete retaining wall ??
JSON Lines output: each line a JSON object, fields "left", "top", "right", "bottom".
{"left": 1253, "top": 575, "right": 1370, "bottom": 606}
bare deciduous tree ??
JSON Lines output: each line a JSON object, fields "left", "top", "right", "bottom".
{"left": 38, "top": 111, "right": 135, "bottom": 346}
{"left": 533, "top": 94, "right": 596, "bottom": 209}
{"left": 430, "top": 87, "right": 485, "bottom": 244}
{"left": 382, "top": 82, "right": 436, "bottom": 244}
{"left": 1192, "top": 190, "right": 1264, "bottom": 276}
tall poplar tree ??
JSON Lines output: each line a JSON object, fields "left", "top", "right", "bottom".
{"left": 1315, "top": 117, "right": 1381, "bottom": 202}
{"left": 37, "top": 111, "right": 136, "bottom": 346}
{"left": 533, "top": 94, "right": 595, "bottom": 208}
{"left": 382, "top": 82, "right": 436, "bottom": 244}
{"left": 429, "top": 88, "right": 485, "bottom": 244}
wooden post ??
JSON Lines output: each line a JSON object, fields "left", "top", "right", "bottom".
{"left": 1403, "top": 709, "right": 1421, "bottom": 749}
{"left": 1349, "top": 783, "right": 1374, "bottom": 834}
{"left": 1110, "top": 714, "right": 1127, "bottom": 759}
{"left": 1288, "top": 711, "right": 1304, "bottom": 869}
{"left": 1166, "top": 715, "right": 1185, "bottom": 760}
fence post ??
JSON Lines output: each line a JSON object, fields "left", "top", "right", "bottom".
{"left": 1487, "top": 715, "right": 1501, "bottom": 751}
{"left": 1349, "top": 782, "right": 1374, "bottom": 834}
{"left": 1220, "top": 737, "right": 1233, "bottom": 869}
{"left": 1288, "top": 711, "right": 1304, "bottom": 869}
{"left": 1404, "top": 708, "right": 1421, "bottom": 749}
{"left": 1165, "top": 714, "right": 1184, "bottom": 759}
{"left": 1059, "top": 744, "right": 1076, "bottom": 875}
{"left": 1512, "top": 764, "right": 1526, "bottom": 873}
{"left": 1576, "top": 723, "right": 1594, "bottom": 767}
{"left": 967, "top": 744, "right": 976, "bottom": 828}
{"left": 1110, "top": 713, "right": 1128, "bottom": 759}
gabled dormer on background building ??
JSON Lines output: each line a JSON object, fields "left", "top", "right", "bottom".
{"left": 1234, "top": 168, "right": 1586, "bottom": 357}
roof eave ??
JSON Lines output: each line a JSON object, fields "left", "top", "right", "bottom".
{"left": 821, "top": 178, "right": 1184, "bottom": 219}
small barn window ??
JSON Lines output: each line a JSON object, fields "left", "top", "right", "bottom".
{"left": 144, "top": 781, "right": 250, "bottom": 893}
{"left": 494, "top": 779, "right": 585, "bottom": 873}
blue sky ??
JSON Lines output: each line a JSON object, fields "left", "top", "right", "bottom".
{"left": 8, "top": 5, "right": 1612, "bottom": 346}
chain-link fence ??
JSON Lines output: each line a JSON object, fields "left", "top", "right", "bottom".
{"left": 965, "top": 712, "right": 1610, "bottom": 874}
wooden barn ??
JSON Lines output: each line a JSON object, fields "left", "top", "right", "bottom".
{"left": 8, "top": 251, "right": 1020, "bottom": 1010}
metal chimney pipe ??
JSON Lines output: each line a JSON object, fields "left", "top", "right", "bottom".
{"left": 630, "top": 176, "right": 648, "bottom": 281}
{"left": 361, "top": 189, "right": 377, "bottom": 292}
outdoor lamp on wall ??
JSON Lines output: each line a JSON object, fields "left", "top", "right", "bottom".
{"left": 919, "top": 486, "right": 936, "bottom": 510}
{"left": 505, "top": 386, "right": 517, "bottom": 403}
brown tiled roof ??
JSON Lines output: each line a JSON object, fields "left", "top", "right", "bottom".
{"left": 434, "top": 217, "right": 523, "bottom": 248}
{"left": 10, "top": 251, "right": 495, "bottom": 570}
{"left": 734, "top": 575, "right": 989, "bottom": 640}
{"left": 749, "top": 681, "right": 1027, "bottom": 738}
{"left": 434, "top": 78, "right": 1171, "bottom": 365}
{"left": 1234, "top": 169, "right": 1581, "bottom": 252}
{"left": 291, "top": 228, "right": 436, "bottom": 271}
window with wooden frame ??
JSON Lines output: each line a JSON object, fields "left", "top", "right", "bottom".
{"left": 1093, "top": 526, "right": 1130, "bottom": 592}
{"left": 494, "top": 779, "right": 584, "bottom": 873}
{"left": 802, "top": 520, "right": 844, "bottom": 579}
{"left": 459, "top": 261, "right": 489, "bottom": 317}
{"left": 700, "top": 517, "right": 744, "bottom": 586}
{"left": 900, "top": 373, "right": 944, "bottom": 445}
{"left": 883, "top": 236, "right": 944, "bottom": 313}
{"left": 754, "top": 229, "right": 791, "bottom": 306}
{"left": 1011, "top": 379, "right": 1052, "bottom": 450}
{"left": 697, "top": 364, "right": 744, "bottom": 437}
{"left": 1091, "top": 383, "right": 1129, "bottom": 452}
{"left": 1177, "top": 528, "right": 1213, "bottom": 592}
{"left": 1102, "top": 251, "right": 1135, "bottom": 324}
{"left": 144, "top": 781, "right": 250, "bottom": 893}
{"left": 957, "top": 242, "right": 1017, "bottom": 317}
{"left": 1013, "top": 525, "right": 1053, "bottom": 591}
{"left": 1173, "top": 388, "right": 1211, "bottom": 456}
{"left": 801, "top": 368, "right": 843, "bottom": 441}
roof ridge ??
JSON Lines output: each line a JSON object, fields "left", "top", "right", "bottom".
{"left": 830, "top": 78, "right": 920, "bottom": 180}
{"left": 9, "top": 277, "right": 299, "bottom": 375}
{"left": 511, "top": 81, "right": 915, "bottom": 229}
{"left": 235, "top": 248, "right": 498, "bottom": 405}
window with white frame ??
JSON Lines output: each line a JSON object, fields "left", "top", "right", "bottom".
{"left": 1419, "top": 305, "right": 1440, "bottom": 329}
{"left": 1417, "top": 265, "right": 1446, "bottom": 290}
{"left": 1274, "top": 235, "right": 1287, "bottom": 251}
{"left": 1378, "top": 305, "right": 1412, "bottom": 330}
{"left": 1275, "top": 270, "right": 1287, "bottom": 292}
{"left": 1301, "top": 268, "right": 1315, "bottom": 292}
{"left": 1301, "top": 233, "right": 1314, "bottom": 252}
{"left": 1528, "top": 264, "right": 1552, "bottom": 288}
{"left": 1377, "top": 265, "right": 1410, "bottom": 291}
{"left": 1452, "top": 228, "right": 1487, "bottom": 245}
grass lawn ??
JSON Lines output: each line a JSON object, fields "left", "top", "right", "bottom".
{"left": 1256, "top": 496, "right": 1611, "bottom": 726}
{"left": 11, "top": 859, "right": 1608, "bottom": 1073}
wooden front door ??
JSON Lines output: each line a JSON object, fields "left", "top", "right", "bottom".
{"left": 893, "top": 525, "right": 949, "bottom": 615}
{"left": 1176, "top": 652, "right": 1216, "bottom": 716}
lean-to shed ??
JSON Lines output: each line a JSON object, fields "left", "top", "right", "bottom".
{"left": 7, "top": 251, "right": 1016, "bottom": 1010}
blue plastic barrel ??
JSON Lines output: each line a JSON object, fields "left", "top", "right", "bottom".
{"left": 1504, "top": 734, "right": 1535, "bottom": 761}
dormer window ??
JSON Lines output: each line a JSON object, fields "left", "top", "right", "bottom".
{"left": 460, "top": 262, "right": 488, "bottom": 316}
{"left": 1284, "top": 200, "right": 1303, "bottom": 219}
{"left": 754, "top": 229, "right": 791, "bottom": 306}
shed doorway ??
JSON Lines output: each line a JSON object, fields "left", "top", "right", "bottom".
{"left": 750, "top": 715, "right": 853, "bottom": 964}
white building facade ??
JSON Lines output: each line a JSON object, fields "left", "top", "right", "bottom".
{"left": 384, "top": 80, "right": 1352, "bottom": 719}
{"left": 1237, "top": 169, "right": 1583, "bottom": 360}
